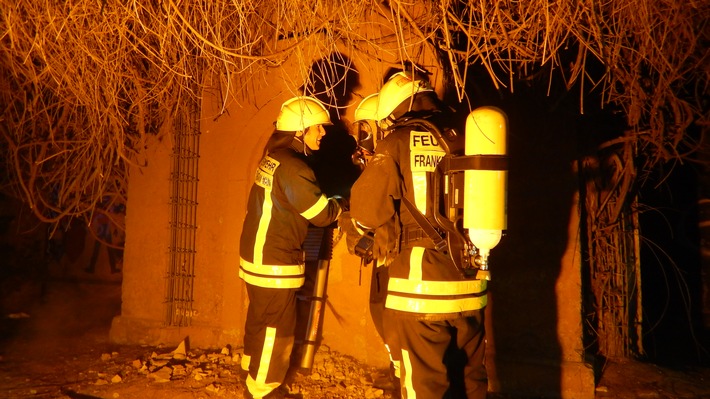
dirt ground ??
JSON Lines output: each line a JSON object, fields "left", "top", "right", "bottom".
{"left": 1, "top": 280, "right": 710, "bottom": 399}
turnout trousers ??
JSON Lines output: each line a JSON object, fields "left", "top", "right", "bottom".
{"left": 370, "top": 265, "right": 402, "bottom": 371}
{"left": 393, "top": 309, "right": 488, "bottom": 399}
{"left": 242, "top": 284, "right": 298, "bottom": 399}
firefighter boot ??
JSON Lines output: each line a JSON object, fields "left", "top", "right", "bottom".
{"left": 372, "top": 363, "right": 400, "bottom": 395}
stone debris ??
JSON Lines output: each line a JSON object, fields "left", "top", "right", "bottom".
{"left": 148, "top": 367, "right": 172, "bottom": 383}
{"left": 192, "top": 367, "right": 208, "bottom": 380}
{"left": 77, "top": 340, "right": 399, "bottom": 399}
{"left": 365, "top": 387, "right": 385, "bottom": 399}
{"left": 205, "top": 383, "right": 221, "bottom": 393}
{"left": 171, "top": 364, "right": 187, "bottom": 378}
{"left": 172, "top": 339, "right": 187, "bottom": 360}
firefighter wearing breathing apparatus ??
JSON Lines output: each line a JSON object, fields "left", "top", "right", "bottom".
{"left": 239, "top": 96, "right": 346, "bottom": 399}
{"left": 345, "top": 71, "right": 507, "bottom": 399}
{"left": 350, "top": 93, "right": 402, "bottom": 392}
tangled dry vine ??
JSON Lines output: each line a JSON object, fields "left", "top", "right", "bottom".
{"left": 0, "top": 0, "right": 707, "bottom": 237}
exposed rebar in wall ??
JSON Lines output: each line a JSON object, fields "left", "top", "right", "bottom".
{"left": 581, "top": 142, "right": 644, "bottom": 358}
{"left": 165, "top": 97, "right": 201, "bottom": 327}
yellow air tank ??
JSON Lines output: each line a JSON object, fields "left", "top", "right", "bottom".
{"left": 464, "top": 106, "right": 508, "bottom": 280}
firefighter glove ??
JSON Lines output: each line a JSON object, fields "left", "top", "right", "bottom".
{"left": 331, "top": 195, "right": 350, "bottom": 212}
{"left": 338, "top": 212, "right": 370, "bottom": 258}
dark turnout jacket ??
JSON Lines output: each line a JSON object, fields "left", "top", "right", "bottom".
{"left": 239, "top": 132, "right": 343, "bottom": 289}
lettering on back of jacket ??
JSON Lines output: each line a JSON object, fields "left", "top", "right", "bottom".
{"left": 410, "top": 131, "right": 446, "bottom": 172}
{"left": 255, "top": 155, "right": 280, "bottom": 189}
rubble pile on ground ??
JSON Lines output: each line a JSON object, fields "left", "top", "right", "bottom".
{"left": 79, "top": 340, "right": 396, "bottom": 399}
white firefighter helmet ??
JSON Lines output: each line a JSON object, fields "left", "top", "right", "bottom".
{"left": 276, "top": 96, "right": 333, "bottom": 131}
{"left": 353, "top": 94, "right": 380, "bottom": 156}
{"left": 376, "top": 71, "right": 434, "bottom": 121}
{"left": 354, "top": 93, "right": 379, "bottom": 123}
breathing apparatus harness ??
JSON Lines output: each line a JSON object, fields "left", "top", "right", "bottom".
{"left": 389, "top": 113, "right": 506, "bottom": 279}
{"left": 346, "top": 101, "right": 509, "bottom": 281}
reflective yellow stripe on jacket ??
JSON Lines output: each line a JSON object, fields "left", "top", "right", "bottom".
{"left": 300, "top": 194, "right": 329, "bottom": 220}
{"left": 239, "top": 258, "right": 305, "bottom": 289}
{"left": 385, "top": 247, "right": 487, "bottom": 313}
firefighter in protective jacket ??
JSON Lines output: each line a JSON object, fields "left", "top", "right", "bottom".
{"left": 351, "top": 93, "right": 402, "bottom": 391}
{"left": 347, "top": 72, "right": 488, "bottom": 399}
{"left": 239, "top": 96, "right": 346, "bottom": 399}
